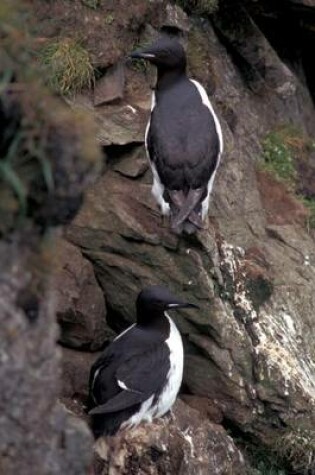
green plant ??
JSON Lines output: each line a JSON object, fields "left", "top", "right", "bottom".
{"left": 261, "top": 130, "right": 296, "bottom": 189}
{"left": 300, "top": 196, "right": 315, "bottom": 230}
{"left": 231, "top": 439, "right": 287, "bottom": 475}
{"left": 260, "top": 125, "right": 315, "bottom": 231}
{"left": 40, "top": 38, "right": 95, "bottom": 95}
{"left": 104, "top": 13, "right": 115, "bottom": 25}
{"left": 81, "top": 0, "right": 100, "bottom": 9}
{"left": 129, "top": 40, "right": 151, "bottom": 73}
{"left": 176, "top": 0, "right": 219, "bottom": 16}
{"left": 275, "top": 428, "right": 315, "bottom": 474}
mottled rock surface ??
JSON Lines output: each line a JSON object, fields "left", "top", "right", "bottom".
{"left": 92, "top": 400, "right": 246, "bottom": 475}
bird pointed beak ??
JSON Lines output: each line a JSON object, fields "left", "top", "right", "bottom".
{"left": 167, "top": 302, "right": 199, "bottom": 310}
{"left": 129, "top": 50, "right": 156, "bottom": 60}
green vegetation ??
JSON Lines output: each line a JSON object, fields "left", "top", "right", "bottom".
{"left": 81, "top": 0, "right": 100, "bottom": 9}
{"left": 176, "top": 0, "right": 219, "bottom": 16}
{"left": 275, "top": 428, "right": 315, "bottom": 474}
{"left": 40, "top": 38, "right": 95, "bottom": 95}
{"left": 261, "top": 125, "right": 315, "bottom": 229}
{"left": 129, "top": 40, "right": 151, "bottom": 74}
{"left": 301, "top": 197, "right": 315, "bottom": 231}
{"left": 0, "top": 1, "right": 101, "bottom": 236}
{"left": 235, "top": 439, "right": 287, "bottom": 475}
{"left": 262, "top": 129, "right": 296, "bottom": 189}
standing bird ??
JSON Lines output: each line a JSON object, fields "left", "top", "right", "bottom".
{"left": 88, "top": 285, "right": 197, "bottom": 437}
{"left": 130, "top": 36, "right": 223, "bottom": 235}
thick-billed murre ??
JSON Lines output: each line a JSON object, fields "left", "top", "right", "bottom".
{"left": 130, "top": 37, "right": 223, "bottom": 235}
{"left": 88, "top": 285, "right": 197, "bottom": 437}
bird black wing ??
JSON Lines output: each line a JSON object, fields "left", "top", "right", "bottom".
{"left": 89, "top": 326, "right": 170, "bottom": 414}
{"left": 147, "top": 79, "right": 220, "bottom": 190}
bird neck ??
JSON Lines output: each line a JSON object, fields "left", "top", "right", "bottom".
{"left": 137, "top": 308, "right": 170, "bottom": 337}
{"left": 156, "top": 67, "right": 186, "bottom": 91}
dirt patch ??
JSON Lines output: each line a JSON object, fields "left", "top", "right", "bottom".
{"left": 32, "top": 0, "right": 166, "bottom": 68}
{"left": 257, "top": 169, "right": 308, "bottom": 226}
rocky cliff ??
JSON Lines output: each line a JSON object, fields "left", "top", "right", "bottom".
{"left": 1, "top": 1, "right": 315, "bottom": 474}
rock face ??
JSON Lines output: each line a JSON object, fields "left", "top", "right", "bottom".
{"left": 55, "top": 238, "right": 112, "bottom": 351}
{"left": 92, "top": 400, "right": 246, "bottom": 475}
{"left": 65, "top": 4, "right": 315, "bottom": 465}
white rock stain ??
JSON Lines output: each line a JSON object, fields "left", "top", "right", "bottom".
{"left": 219, "top": 238, "right": 315, "bottom": 402}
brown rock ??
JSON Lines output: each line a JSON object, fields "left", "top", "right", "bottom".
{"left": 257, "top": 170, "right": 308, "bottom": 226}
{"left": 92, "top": 400, "right": 246, "bottom": 475}
{"left": 180, "top": 395, "right": 223, "bottom": 423}
{"left": 61, "top": 347, "right": 102, "bottom": 400}
{"left": 55, "top": 238, "right": 112, "bottom": 351}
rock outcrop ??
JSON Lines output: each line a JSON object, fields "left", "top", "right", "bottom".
{"left": 2, "top": 0, "right": 315, "bottom": 473}
{"left": 54, "top": 238, "right": 112, "bottom": 351}
{"left": 92, "top": 400, "right": 246, "bottom": 475}
{"left": 62, "top": 2, "right": 315, "bottom": 471}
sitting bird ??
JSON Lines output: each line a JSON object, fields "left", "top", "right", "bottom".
{"left": 88, "top": 285, "right": 197, "bottom": 437}
{"left": 130, "top": 36, "right": 223, "bottom": 235}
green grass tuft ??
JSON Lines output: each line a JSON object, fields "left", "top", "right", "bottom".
{"left": 40, "top": 38, "right": 95, "bottom": 95}
{"left": 81, "top": 0, "right": 100, "bottom": 9}
{"left": 104, "top": 13, "right": 115, "bottom": 25}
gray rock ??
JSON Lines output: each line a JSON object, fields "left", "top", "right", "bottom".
{"left": 94, "top": 62, "right": 125, "bottom": 106}
{"left": 113, "top": 146, "right": 148, "bottom": 178}
{"left": 69, "top": 94, "right": 148, "bottom": 146}
{"left": 54, "top": 238, "right": 112, "bottom": 351}
{"left": 164, "top": 4, "right": 190, "bottom": 32}
{"left": 0, "top": 242, "right": 93, "bottom": 475}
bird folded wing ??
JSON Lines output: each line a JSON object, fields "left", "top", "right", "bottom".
{"left": 89, "top": 344, "right": 170, "bottom": 415}
{"left": 116, "top": 344, "right": 170, "bottom": 395}
{"left": 89, "top": 390, "right": 145, "bottom": 415}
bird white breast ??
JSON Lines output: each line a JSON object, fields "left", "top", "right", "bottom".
{"left": 122, "top": 314, "right": 183, "bottom": 429}
{"left": 145, "top": 91, "right": 170, "bottom": 216}
{"left": 154, "top": 313, "right": 184, "bottom": 417}
{"left": 190, "top": 79, "right": 223, "bottom": 218}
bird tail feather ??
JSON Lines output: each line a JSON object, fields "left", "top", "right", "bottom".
{"left": 168, "top": 188, "right": 204, "bottom": 234}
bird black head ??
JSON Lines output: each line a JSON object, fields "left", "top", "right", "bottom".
{"left": 130, "top": 37, "right": 186, "bottom": 72}
{"left": 136, "top": 285, "right": 197, "bottom": 327}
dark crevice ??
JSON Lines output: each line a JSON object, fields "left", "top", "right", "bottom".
{"left": 245, "top": 0, "right": 315, "bottom": 104}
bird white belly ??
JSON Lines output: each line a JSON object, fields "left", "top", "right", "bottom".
{"left": 154, "top": 314, "right": 184, "bottom": 417}
{"left": 122, "top": 314, "right": 183, "bottom": 430}
{"left": 145, "top": 91, "right": 170, "bottom": 216}
{"left": 189, "top": 79, "right": 223, "bottom": 219}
